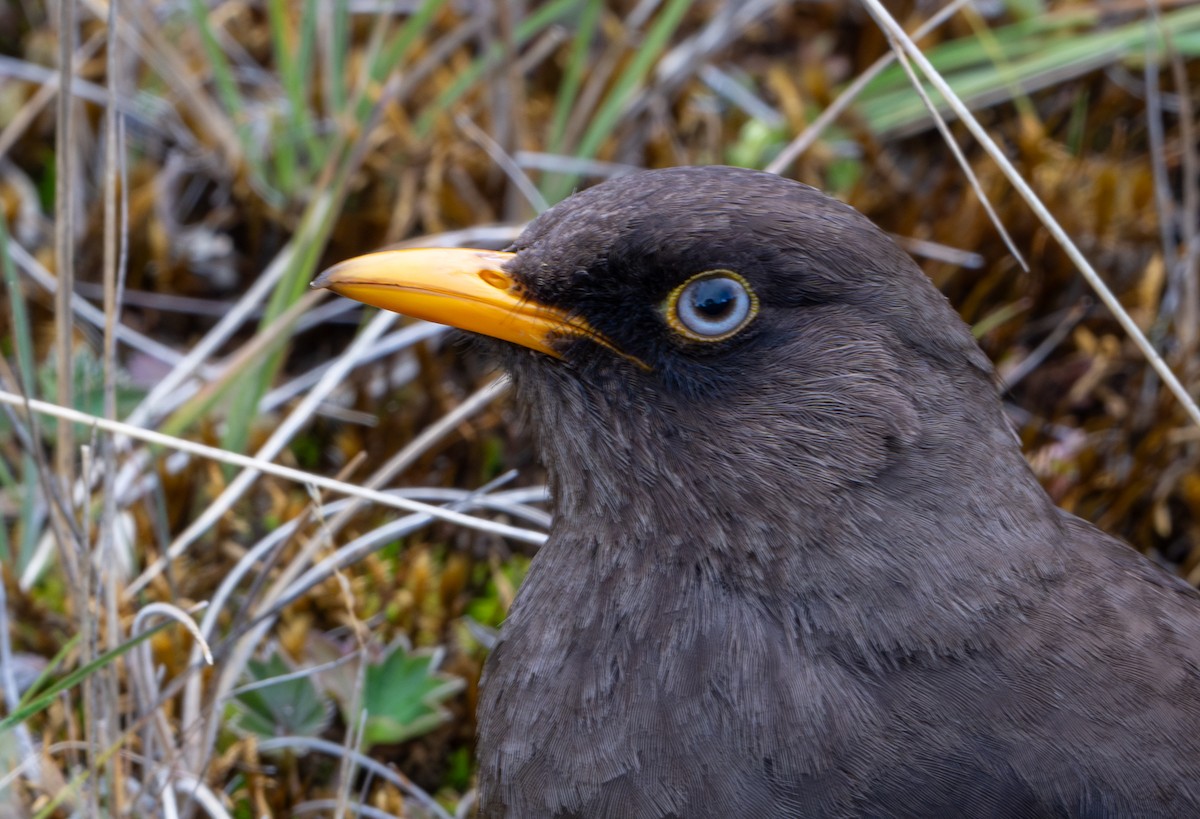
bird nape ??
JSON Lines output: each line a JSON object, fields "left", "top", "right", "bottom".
{"left": 314, "top": 166, "right": 1200, "bottom": 818}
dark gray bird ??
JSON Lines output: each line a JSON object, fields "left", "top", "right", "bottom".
{"left": 315, "top": 166, "right": 1200, "bottom": 818}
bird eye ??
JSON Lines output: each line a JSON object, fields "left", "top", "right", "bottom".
{"left": 664, "top": 270, "right": 759, "bottom": 342}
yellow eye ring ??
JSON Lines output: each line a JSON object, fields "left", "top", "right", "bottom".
{"left": 663, "top": 270, "right": 759, "bottom": 342}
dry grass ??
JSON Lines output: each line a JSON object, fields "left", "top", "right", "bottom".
{"left": 0, "top": 0, "right": 1198, "bottom": 815}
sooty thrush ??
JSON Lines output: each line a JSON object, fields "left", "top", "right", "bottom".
{"left": 315, "top": 166, "right": 1200, "bottom": 818}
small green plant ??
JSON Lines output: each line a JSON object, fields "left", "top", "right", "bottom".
{"left": 229, "top": 652, "right": 334, "bottom": 744}
{"left": 359, "top": 641, "right": 464, "bottom": 746}
{"left": 305, "top": 635, "right": 465, "bottom": 748}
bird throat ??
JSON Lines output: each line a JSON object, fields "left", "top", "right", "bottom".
{"left": 502, "top": 350, "right": 1069, "bottom": 662}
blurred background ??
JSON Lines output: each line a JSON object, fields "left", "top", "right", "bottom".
{"left": 0, "top": 0, "right": 1198, "bottom": 815}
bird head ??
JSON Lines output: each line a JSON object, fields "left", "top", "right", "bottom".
{"left": 314, "top": 166, "right": 1023, "bottom": 547}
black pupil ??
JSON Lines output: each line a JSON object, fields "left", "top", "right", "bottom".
{"left": 691, "top": 278, "right": 737, "bottom": 319}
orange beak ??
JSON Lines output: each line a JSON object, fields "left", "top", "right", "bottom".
{"left": 312, "top": 248, "right": 608, "bottom": 359}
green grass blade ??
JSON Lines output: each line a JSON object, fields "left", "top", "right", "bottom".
{"left": 187, "top": 0, "right": 279, "bottom": 198}
{"left": 327, "top": 0, "right": 350, "bottom": 116}
{"left": 11, "top": 632, "right": 80, "bottom": 708}
{"left": 297, "top": 0, "right": 324, "bottom": 169}
{"left": 0, "top": 620, "right": 170, "bottom": 733}
{"left": 414, "top": 0, "right": 579, "bottom": 137}
{"left": 544, "top": 0, "right": 692, "bottom": 203}
{"left": 267, "top": 0, "right": 299, "bottom": 194}
{"left": 218, "top": 209, "right": 333, "bottom": 456}
{"left": 267, "top": 0, "right": 324, "bottom": 190}
{"left": 547, "top": 0, "right": 602, "bottom": 154}
{"left": 859, "top": 5, "right": 1200, "bottom": 136}
{"left": 186, "top": 0, "right": 246, "bottom": 123}
{"left": 350, "top": 0, "right": 445, "bottom": 126}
